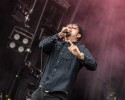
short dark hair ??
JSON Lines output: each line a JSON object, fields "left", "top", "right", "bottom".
{"left": 76, "top": 24, "right": 84, "bottom": 41}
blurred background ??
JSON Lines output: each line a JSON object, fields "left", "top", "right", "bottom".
{"left": 0, "top": 0, "right": 125, "bottom": 100}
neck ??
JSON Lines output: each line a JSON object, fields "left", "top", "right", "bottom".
{"left": 64, "top": 37, "right": 77, "bottom": 42}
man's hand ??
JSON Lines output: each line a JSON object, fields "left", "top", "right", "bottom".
{"left": 68, "top": 40, "right": 84, "bottom": 60}
{"left": 58, "top": 27, "right": 71, "bottom": 39}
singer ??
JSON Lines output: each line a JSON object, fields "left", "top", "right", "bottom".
{"left": 31, "top": 23, "right": 97, "bottom": 100}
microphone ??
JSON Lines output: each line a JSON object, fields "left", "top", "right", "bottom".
{"left": 62, "top": 29, "right": 71, "bottom": 37}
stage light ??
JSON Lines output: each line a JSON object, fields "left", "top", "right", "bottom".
{"left": 8, "top": 26, "right": 33, "bottom": 54}
{"left": 9, "top": 42, "right": 16, "bottom": 48}
{"left": 14, "top": 34, "right": 20, "bottom": 40}
{"left": 18, "top": 46, "right": 25, "bottom": 53}
{"left": 22, "top": 38, "right": 29, "bottom": 44}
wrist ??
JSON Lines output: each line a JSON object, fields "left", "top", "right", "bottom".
{"left": 78, "top": 53, "right": 84, "bottom": 60}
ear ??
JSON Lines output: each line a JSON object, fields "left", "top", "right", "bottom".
{"left": 77, "top": 33, "right": 81, "bottom": 39}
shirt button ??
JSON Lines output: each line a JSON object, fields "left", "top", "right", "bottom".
{"left": 60, "top": 52, "right": 62, "bottom": 54}
{"left": 54, "top": 69, "right": 56, "bottom": 71}
{"left": 57, "top": 61, "right": 59, "bottom": 63}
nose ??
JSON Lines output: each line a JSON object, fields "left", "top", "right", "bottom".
{"left": 67, "top": 27, "right": 72, "bottom": 31}
{"left": 67, "top": 28, "right": 72, "bottom": 33}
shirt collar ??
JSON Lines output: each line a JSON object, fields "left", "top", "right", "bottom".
{"left": 61, "top": 41, "right": 78, "bottom": 45}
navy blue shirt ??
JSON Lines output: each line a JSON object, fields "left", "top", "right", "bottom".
{"left": 39, "top": 34, "right": 97, "bottom": 94}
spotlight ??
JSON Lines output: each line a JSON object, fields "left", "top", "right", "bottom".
{"left": 22, "top": 38, "right": 29, "bottom": 44}
{"left": 9, "top": 42, "right": 16, "bottom": 48}
{"left": 18, "top": 46, "right": 24, "bottom": 53}
{"left": 8, "top": 26, "right": 33, "bottom": 54}
{"left": 14, "top": 34, "right": 20, "bottom": 40}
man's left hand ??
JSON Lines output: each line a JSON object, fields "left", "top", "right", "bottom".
{"left": 68, "top": 40, "right": 84, "bottom": 60}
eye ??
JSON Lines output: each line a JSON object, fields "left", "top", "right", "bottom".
{"left": 72, "top": 25, "right": 78, "bottom": 29}
{"left": 68, "top": 26, "right": 72, "bottom": 29}
{"left": 73, "top": 27, "right": 78, "bottom": 29}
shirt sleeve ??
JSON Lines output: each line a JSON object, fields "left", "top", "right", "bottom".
{"left": 39, "top": 34, "right": 58, "bottom": 54}
{"left": 79, "top": 45, "right": 97, "bottom": 71}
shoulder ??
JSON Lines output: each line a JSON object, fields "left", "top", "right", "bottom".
{"left": 77, "top": 44, "right": 86, "bottom": 48}
{"left": 77, "top": 44, "right": 90, "bottom": 52}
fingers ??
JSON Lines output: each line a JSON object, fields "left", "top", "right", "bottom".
{"left": 68, "top": 46, "right": 73, "bottom": 52}
{"left": 58, "top": 27, "right": 68, "bottom": 38}
{"left": 67, "top": 40, "right": 74, "bottom": 46}
{"left": 61, "top": 27, "right": 68, "bottom": 33}
{"left": 61, "top": 27, "right": 71, "bottom": 34}
{"left": 67, "top": 40, "right": 76, "bottom": 51}
{"left": 68, "top": 43, "right": 78, "bottom": 52}
{"left": 68, "top": 42, "right": 81, "bottom": 54}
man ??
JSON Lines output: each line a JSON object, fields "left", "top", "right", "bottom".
{"left": 31, "top": 23, "right": 97, "bottom": 100}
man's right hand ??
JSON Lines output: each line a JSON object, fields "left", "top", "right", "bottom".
{"left": 58, "top": 27, "right": 69, "bottom": 39}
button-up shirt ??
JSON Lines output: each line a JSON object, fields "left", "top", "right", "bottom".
{"left": 39, "top": 34, "right": 97, "bottom": 94}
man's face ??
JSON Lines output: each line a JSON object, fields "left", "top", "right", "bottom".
{"left": 66, "top": 24, "right": 79, "bottom": 38}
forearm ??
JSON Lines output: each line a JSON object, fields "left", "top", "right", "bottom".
{"left": 83, "top": 55, "right": 97, "bottom": 70}
{"left": 39, "top": 34, "right": 59, "bottom": 53}
{"left": 39, "top": 34, "right": 58, "bottom": 47}
{"left": 79, "top": 46, "right": 97, "bottom": 70}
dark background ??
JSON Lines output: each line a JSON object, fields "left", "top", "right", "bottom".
{"left": 0, "top": 0, "right": 125, "bottom": 100}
